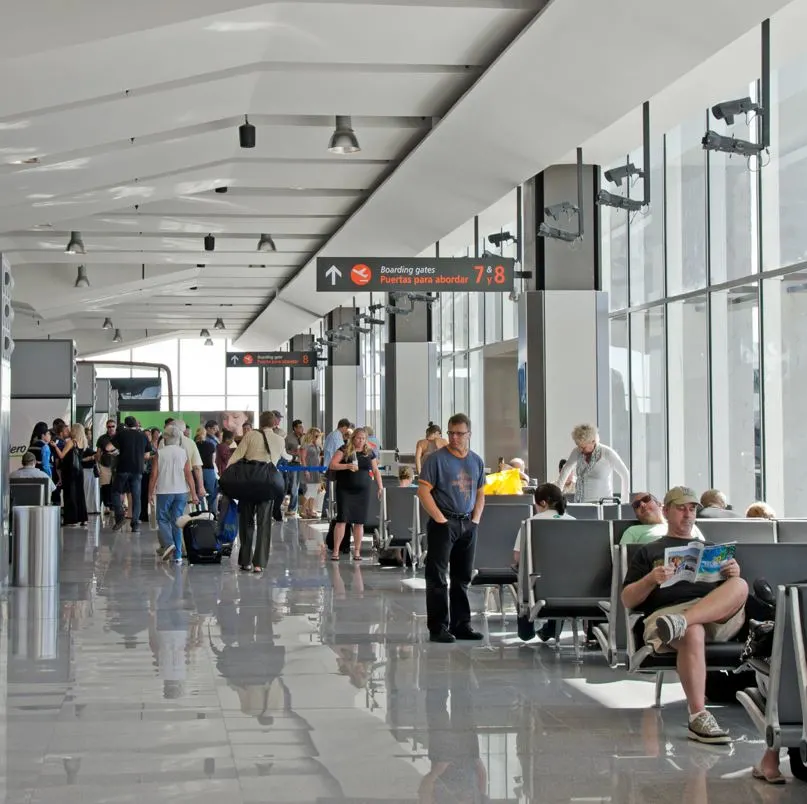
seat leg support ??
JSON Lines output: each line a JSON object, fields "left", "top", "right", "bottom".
{"left": 654, "top": 672, "right": 665, "bottom": 709}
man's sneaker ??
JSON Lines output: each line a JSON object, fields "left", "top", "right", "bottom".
{"left": 173, "top": 558, "right": 183, "bottom": 566}
{"left": 451, "top": 627, "right": 485, "bottom": 641}
{"left": 688, "top": 710, "right": 731, "bottom": 744}
{"left": 429, "top": 629, "right": 456, "bottom": 644}
{"left": 161, "top": 545, "right": 176, "bottom": 561}
{"left": 112, "top": 520, "right": 126, "bottom": 532}
{"left": 155, "top": 546, "right": 164, "bottom": 556}
{"left": 656, "top": 613, "right": 688, "bottom": 645}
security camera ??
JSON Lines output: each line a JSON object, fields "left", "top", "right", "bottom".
{"left": 487, "top": 231, "right": 516, "bottom": 248}
{"left": 537, "top": 222, "right": 579, "bottom": 243}
{"left": 407, "top": 292, "right": 437, "bottom": 305}
{"left": 701, "top": 131, "right": 764, "bottom": 158}
{"left": 596, "top": 190, "right": 643, "bottom": 212}
{"left": 711, "top": 97, "right": 762, "bottom": 126}
{"left": 603, "top": 163, "right": 644, "bottom": 187}
{"left": 544, "top": 201, "right": 578, "bottom": 221}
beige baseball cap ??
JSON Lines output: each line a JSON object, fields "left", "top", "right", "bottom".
{"left": 663, "top": 486, "right": 700, "bottom": 507}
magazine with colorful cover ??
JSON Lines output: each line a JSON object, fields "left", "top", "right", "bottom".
{"left": 660, "top": 542, "right": 736, "bottom": 587}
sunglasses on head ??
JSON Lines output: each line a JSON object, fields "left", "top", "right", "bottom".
{"left": 631, "top": 494, "right": 654, "bottom": 510}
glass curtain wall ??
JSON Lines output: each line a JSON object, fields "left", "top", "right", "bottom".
{"left": 86, "top": 337, "right": 259, "bottom": 413}
{"left": 601, "top": 31, "right": 807, "bottom": 515}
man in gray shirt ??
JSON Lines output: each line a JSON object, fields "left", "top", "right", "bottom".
{"left": 11, "top": 451, "right": 56, "bottom": 493}
{"left": 417, "top": 413, "right": 486, "bottom": 644}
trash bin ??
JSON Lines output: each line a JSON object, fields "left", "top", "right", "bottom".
{"left": 12, "top": 505, "right": 60, "bottom": 587}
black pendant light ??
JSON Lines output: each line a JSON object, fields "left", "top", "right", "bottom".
{"left": 239, "top": 115, "right": 255, "bottom": 149}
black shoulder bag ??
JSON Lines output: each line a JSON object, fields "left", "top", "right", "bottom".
{"left": 218, "top": 430, "right": 284, "bottom": 503}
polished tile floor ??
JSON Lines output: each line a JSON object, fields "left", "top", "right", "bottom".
{"left": 1, "top": 517, "right": 803, "bottom": 803}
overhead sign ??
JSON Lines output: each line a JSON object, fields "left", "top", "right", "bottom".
{"left": 316, "top": 257, "right": 515, "bottom": 292}
{"left": 227, "top": 351, "right": 316, "bottom": 368}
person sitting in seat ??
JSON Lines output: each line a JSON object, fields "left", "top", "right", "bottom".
{"left": 511, "top": 483, "right": 574, "bottom": 566}
{"left": 621, "top": 492, "right": 704, "bottom": 545}
{"left": 621, "top": 486, "right": 748, "bottom": 744}
{"left": 11, "top": 451, "right": 56, "bottom": 493}
{"left": 698, "top": 488, "right": 741, "bottom": 518}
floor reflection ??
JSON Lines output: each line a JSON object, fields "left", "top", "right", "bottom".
{"left": 0, "top": 519, "right": 804, "bottom": 803}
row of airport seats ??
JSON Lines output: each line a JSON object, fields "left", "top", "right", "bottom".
{"left": 375, "top": 490, "right": 807, "bottom": 777}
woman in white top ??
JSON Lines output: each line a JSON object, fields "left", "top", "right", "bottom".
{"left": 149, "top": 425, "right": 197, "bottom": 563}
{"left": 512, "top": 483, "right": 575, "bottom": 565}
{"left": 227, "top": 411, "right": 291, "bottom": 573}
{"left": 557, "top": 423, "right": 630, "bottom": 504}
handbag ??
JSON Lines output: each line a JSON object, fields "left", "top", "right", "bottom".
{"left": 218, "top": 429, "right": 284, "bottom": 503}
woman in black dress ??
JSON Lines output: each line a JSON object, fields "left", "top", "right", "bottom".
{"left": 62, "top": 423, "right": 88, "bottom": 526}
{"left": 328, "top": 428, "right": 383, "bottom": 561}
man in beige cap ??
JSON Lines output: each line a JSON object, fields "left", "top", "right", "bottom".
{"left": 621, "top": 486, "right": 748, "bottom": 745}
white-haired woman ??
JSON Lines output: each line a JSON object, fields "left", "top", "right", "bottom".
{"left": 557, "top": 424, "right": 630, "bottom": 503}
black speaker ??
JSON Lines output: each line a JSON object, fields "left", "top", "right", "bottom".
{"left": 239, "top": 119, "right": 255, "bottom": 149}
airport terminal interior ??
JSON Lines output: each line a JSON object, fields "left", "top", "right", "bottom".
{"left": 4, "top": 1, "right": 807, "bottom": 801}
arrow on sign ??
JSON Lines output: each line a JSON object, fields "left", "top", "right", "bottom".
{"left": 325, "top": 265, "right": 342, "bottom": 286}
{"left": 230, "top": 355, "right": 240, "bottom": 365}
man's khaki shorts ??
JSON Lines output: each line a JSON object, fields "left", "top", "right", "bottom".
{"left": 643, "top": 600, "right": 745, "bottom": 654}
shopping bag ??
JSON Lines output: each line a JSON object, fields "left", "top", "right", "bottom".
{"left": 483, "top": 468, "right": 523, "bottom": 495}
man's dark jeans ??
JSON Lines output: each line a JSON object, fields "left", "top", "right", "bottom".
{"left": 112, "top": 471, "right": 142, "bottom": 527}
{"left": 424, "top": 517, "right": 477, "bottom": 635}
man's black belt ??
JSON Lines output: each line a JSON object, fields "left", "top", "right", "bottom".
{"left": 440, "top": 510, "right": 471, "bottom": 521}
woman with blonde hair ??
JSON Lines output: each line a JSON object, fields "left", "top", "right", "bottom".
{"left": 300, "top": 428, "right": 323, "bottom": 518}
{"left": 76, "top": 423, "right": 100, "bottom": 516}
{"left": 62, "top": 423, "right": 89, "bottom": 526}
{"left": 328, "top": 427, "right": 383, "bottom": 560}
{"left": 745, "top": 501, "right": 776, "bottom": 520}
{"left": 557, "top": 423, "right": 630, "bottom": 504}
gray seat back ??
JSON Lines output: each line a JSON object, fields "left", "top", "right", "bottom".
{"left": 474, "top": 504, "right": 532, "bottom": 570}
{"left": 483, "top": 494, "right": 531, "bottom": 505}
{"left": 384, "top": 486, "right": 418, "bottom": 543}
{"left": 365, "top": 485, "right": 382, "bottom": 530}
{"left": 566, "top": 504, "right": 602, "bottom": 520}
{"left": 791, "top": 585, "right": 807, "bottom": 737}
{"left": 528, "top": 520, "right": 612, "bottom": 601}
{"left": 734, "top": 543, "right": 807, "bottom": 586}
{"left": 10, "top": 477, "right": 50, "bottom": 507}
{"left": 776, "top": 520, "right": 807, "bottom": 544}
{"left": 613, "top": 519, "right": 641, "bottom": 544}
{"left": 696, "top": 518, "right": 776, "bottom": 544}
{"left": 602, "top": 504, "right": 636, "bottom": 521}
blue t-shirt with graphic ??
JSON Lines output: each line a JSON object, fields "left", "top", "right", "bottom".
{"left": 419, "top": 447, "right": 485, "bottom": 516}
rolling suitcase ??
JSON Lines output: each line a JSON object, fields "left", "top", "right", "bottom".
{"left": 184, "top": 501, "right": 222, "bottom": 565}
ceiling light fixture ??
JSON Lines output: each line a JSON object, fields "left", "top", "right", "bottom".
{"left": 214, "top": 317, "right": 225, "bottom": 330}
{"left": 200, "top": 328, "right": 211, "bottom": 338}
{"left": 102, "top": 318, "right": 113, "bottom": 330}
{"left": 204, "top": 234, "right": 215, "bottom": 252}
{"left": 204, "top": 338, "right": 214, "bottom": 347}
{"left": 328, "top": 115, "right": 361, "bottom": 154}
{"left": 65, "top": 231, "right": 85, "bottom": 255}
{"left": 112, "top": 329, "right": 123, "bottom": 343}
{"left": 239, "top": 115, "right": 255, "bottom": 149}
{"left": 257, "top": 233, "right": 276, "bottom": 252}
{"left": 74, "top": 264, "right": 91, "bottom": 288}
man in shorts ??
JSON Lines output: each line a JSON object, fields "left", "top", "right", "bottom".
{"left": 621, "top": 486, "right": 748, "bottom": 744}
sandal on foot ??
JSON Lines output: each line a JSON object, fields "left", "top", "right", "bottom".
{"left": 330, "top": 554, "right": 340, "bottom": 561}
{"left": 752, "top": 766, "right": 786, "bottom": 785}
{"left": 352, "top": 554, "right": 362, "bottom": 561}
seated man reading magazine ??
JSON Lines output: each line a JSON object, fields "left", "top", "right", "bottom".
{"left": 621, "top": 486, "right": 748, "bottom": 745}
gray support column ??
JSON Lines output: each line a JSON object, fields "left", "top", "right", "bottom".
{"left": 517, "top": 164, "right": 614, "bottom": 488}
{"left": 383, "top": 296, "right": 438, "bottom": 455}
{"left": 324, "top": 308, "right": 363, "bottom": 431}
{"left": 0, "top": 254, "right": 13, "bottom": 586}
{"left": 260, "top": 366, "right": 285, "bottom": 416}
{"left": 287, "top": 334, "right": 316, "bottom": 427}
{"left": 518, "top": 291, "right": 611, "bottom": 486}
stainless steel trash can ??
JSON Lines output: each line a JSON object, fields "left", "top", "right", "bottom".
{"left": 12, "top": 505, "right": 61, "bottom": 587}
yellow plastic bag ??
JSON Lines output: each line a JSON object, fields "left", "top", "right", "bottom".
{"left": 483, "top": 468, "right": 523, "bottom": 495}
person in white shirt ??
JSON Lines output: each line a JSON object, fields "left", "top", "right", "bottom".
{"left": 557, "top": 423, "right": 630, "bottom": 503}
{"left": 173, "top": 419, "right": 206, "bottom": 503}
{"left": 149, "top": 425, "right": 198, "bottom": 563}
{"left": 512, "top": 483, "right": 575, "bottom": 566}
{"left": 227, "top": 411, "right": 291, "bottom": 573}
{"left": 11, "top": 451, "right": 56, "bottom": 493}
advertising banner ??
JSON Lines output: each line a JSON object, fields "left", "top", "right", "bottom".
{"left": 123, "top": 411, "right": 256, "bottom": 440}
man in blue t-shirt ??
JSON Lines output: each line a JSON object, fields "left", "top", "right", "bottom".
{"left": 418, "top": 413, "right": 486, "bottom": 643}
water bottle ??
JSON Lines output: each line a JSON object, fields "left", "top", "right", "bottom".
{"left": 351, "top": 453, "right": 358, "bottom": 469}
